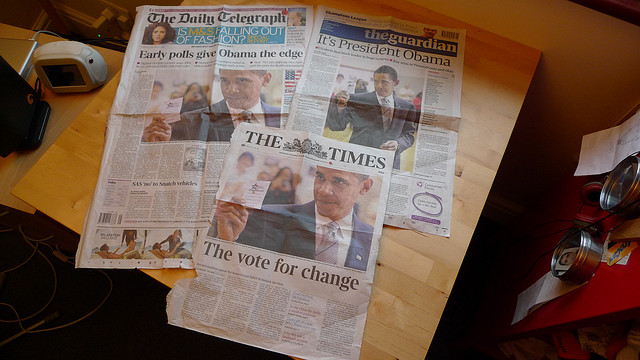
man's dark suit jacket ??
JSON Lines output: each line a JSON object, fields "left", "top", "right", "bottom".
{"left": 169, "top": 99, "right": 281, "bottom": 142}
{"left": 325, "top": 91, "right": 418, "bottom": 169}
{"left": 236, "top": 201, "right": 373, "bottom": 271}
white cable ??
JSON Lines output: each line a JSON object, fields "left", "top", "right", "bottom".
{"left": 30, "top": 30, "right": 63, "bottom": 41}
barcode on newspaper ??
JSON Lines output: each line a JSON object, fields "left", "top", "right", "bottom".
{"left": 98, "top": 212, "right": 122, "bottom": 225}
{"left": 440, "top": 31, "right": 459, "bottom": 40}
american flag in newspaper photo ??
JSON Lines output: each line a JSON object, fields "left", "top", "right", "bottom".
{"left": 285, "top": 69, "right": 302, "bottom": 86}
{"left": 282, "top": 70, "right": 302, "bottom": 110}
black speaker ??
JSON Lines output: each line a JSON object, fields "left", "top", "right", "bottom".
{"left": 0, "top": 54, "right": 50, "bottom": 157}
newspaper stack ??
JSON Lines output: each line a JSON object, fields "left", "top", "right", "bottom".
{"left": 74, "top": 4, "right": 466, "bottom": 360}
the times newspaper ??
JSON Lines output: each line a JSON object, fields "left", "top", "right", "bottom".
{"left": 75, "top": 5, "right": 313, "bottom": 268}
{"left": 166, "top": 123, "right": 393, "bottom": 360}
{"left": 288, "top": 6, "right": 465, "bottom": 236}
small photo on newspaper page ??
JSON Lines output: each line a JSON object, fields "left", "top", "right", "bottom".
{"left": 82, "top": 228, "right": 196, "bottom": 269}
{"left": 288, "top": 6, "right": 466, "bottom": 236}
{"left": 141, "top": 67, "right": 287, "bottom": 143}
{"left": 167, "top": 123, "right": 393, "bottom": 360}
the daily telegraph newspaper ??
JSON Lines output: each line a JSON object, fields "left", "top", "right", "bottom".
{"left": 166, "top": 123, "right": 393, "bottom": 360}
{"left": 288, "top": 6, "right": 465, "bottom": 236}
{"left": 76, "top": 5, "right": 313, "bottom": 268}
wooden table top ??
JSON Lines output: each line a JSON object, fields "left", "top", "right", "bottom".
{"left": 0, "top": 23, "right": 124, "bottom": 213}
{"left": 11, "top": 1, "right": 541, "bottom": 358}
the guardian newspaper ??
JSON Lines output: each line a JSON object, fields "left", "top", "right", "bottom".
{"left": 288, "top": 6, "right": 465, "bottom": 236}
{"left": 166, "top": 123, "right": 393, "bottom": 360}
{"left": 76, "top": 5, "right": 313, "bottom": 268}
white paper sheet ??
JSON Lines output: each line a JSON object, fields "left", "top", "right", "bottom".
{"left": 512, "top": 271, "right": 584, "bottom": 325}
{"left": 575, "top": 110, "right": 640, "bottom": 176}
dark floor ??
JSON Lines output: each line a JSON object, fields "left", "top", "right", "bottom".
{"left": 0, "top": 205, "right": 289, "bottom": 359}
{"left": 425, "top": 216, "right": 505, "bottom": 360}
{"left": 0, "top": 203, "right": 503, "bottom": 360}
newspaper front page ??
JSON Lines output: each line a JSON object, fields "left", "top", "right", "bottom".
{"left": 76, "top": 5, "right": 313, "bottom": 268}
{"left": 288, "top": 6, "right": 465, "bottom": 236}
{"left": 166, "top": 123, "right": 393, "bottom": 360}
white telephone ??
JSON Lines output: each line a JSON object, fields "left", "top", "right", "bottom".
{"left": 33, "top": 41, "right": 107, "bottom": 93}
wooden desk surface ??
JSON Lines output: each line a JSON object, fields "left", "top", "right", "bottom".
{"left": 12, "top": 1, "right": 541, "bottom": 359}
{"left": 0, "top": 23, "right": 124, "bottom": 213}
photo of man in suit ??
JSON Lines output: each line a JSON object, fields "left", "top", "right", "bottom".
{"left": 142, "top": 69, "right": 281, "bottom": 142}
{"left": 325, "top": 65, "right": 418, "bottom": 169}
{"left": 214, "top": 166, "right": 375, "bottom": 271}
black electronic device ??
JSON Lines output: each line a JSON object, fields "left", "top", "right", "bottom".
{"left": 0, "top": 54, "right": 50, "bottom": 157}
